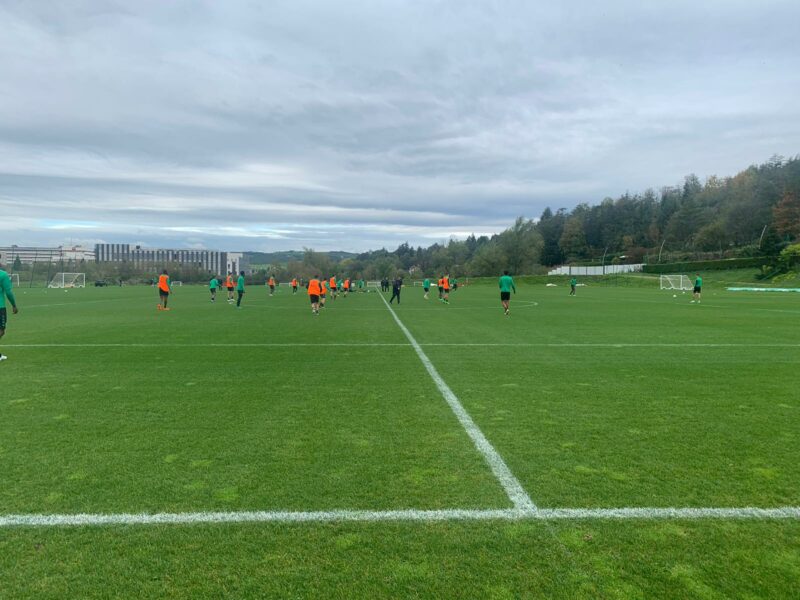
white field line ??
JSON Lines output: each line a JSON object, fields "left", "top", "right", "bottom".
{"left": 5, "top": 343, "right": 799, "bottom": 348}
{"left": 3, "top": 506, "right": 800, "bottom": 527}
{"left": 378, "top": 292, "right": 537, "bottom": 511}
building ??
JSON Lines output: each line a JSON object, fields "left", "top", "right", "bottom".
{"left": 0, "top": 245, "right": 95, "bottom": 266}
{"left": 94, "top": 244, "right": 248, "bottom": 275}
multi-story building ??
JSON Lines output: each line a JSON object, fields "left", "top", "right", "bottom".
{"left": 94, "top": 244, "right": 247, "bottom": 274}
{"left": 0, "top": 245, "right": 95, "bottom": 265}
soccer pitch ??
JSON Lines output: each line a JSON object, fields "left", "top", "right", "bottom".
{"left": 2, "top": 282, "right": 799, "bottom": 598}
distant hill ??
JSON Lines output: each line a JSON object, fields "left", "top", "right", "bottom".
{"left": 246, "top": 250, "right": 357, "bottom": 266}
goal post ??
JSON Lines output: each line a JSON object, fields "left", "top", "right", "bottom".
{"left": 48, "top": 273, "right": 86, "bottom": 288}
{"left": 660, "top": 274, "right": 692, "bottom": 291}
{"left": 10, "top": 273, "right": 19, "bottom": 288}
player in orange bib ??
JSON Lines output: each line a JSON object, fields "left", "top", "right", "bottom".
{"left": 442, "top": 274, "right": 450, "bottom": 304}
{"left": 225, "top": 272, "right": 235, "bottom": 303}
{"left": 157, "top": 270, "right": 171, "bottom": 311}
{"left": 291, "top": 278, "right": 298, "bottom": 294}
{"left": 307, "top": 275, "right": 322, "bottom": 315}
{"left": 344, "top": 278, "right": 350, "bottom": 297}
{"left": 268, "top": 276, "right": 276, "bottom": 296}
{"left": 329, "top": 276, "right": 337, "bottom": 300}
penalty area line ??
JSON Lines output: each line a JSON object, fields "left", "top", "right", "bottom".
{"left": 378, "top": 292, "right": 537, "bottom": 511}
{"left": 2, "top": 506, "right": 799, "bottom": 527}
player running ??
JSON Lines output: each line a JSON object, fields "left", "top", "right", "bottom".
{"left": 437, "top": 276, "right": 444, "bottom": 301}
{"left": 569, "top": 277, "right": 577, "bottom": 296}
{"left": 308, "top": 275, "right": 322, "bottom": 315}
{"left": 157, "top": 270, "right": 171, "bottom": 311}
{"left": 499, "top": 270, "right": 516, "bottom": 316}
{"left": 691, "top": 273, "right": 702, "bottom": 303}
{"left": 320, "top": 278, "right": 328, "bottom": 308}
{"left": 236, "top": 271, "right": 246, "bottom": 308}
{"left": 343, "top": 278, "right": 350, "bottom": 297}
{"left": 225, "top": 272, "right": 235, "bottom": 303}
{"left": 389, "top": 276, "right": 403, "bottom": 304}
{"left": 442, "top": 274, "right": 450, "bottom": 304}
{"left": 209, "top": 275, "right": 219, "bottom": 302}
{"left": 268, "top": 275, "right": 276, "bottom": 296}
{"left": 0, "top": 267, "right": 19, "bottom": 362}
{"left": 330, "top": 276, "right": 338, "bottom": 300}
{"left": 423, "top": 277, "right": 431, "bottom": 300}
{"left": 291, "top": 278, "right": 298, "bottom": 294}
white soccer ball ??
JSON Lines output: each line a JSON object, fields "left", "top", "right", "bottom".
{"left": 673, "top": 294, "right": 677, "bottom": 298}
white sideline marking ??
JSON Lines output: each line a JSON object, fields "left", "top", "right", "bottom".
{"left": 5, "top": 343, "right": 799, "bottom": 348}
{"left": 378, "top": 292, "right": 537, "bottom": 511}
{"left": 2, "top": 506, "right": 799, "bottom": 527}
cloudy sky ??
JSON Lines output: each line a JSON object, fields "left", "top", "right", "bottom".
{"left": 1, "top": 0, "right": 798, "bottom": 253}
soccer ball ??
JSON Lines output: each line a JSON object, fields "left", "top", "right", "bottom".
{"left": 673, "top": 294, "right": 677, "bottom": 298}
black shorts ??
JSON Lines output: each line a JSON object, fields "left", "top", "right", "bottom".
{"left": 210, "top": 288, "right": 217, "bottom": 294}
{"left": 309, "top": 294, "right": 319, "bottom": 303}
{"left": 331, "top": 287, "right": 337, "bottom": 292}
{"left": 500, "top": 292, "right": 511, "bottom": 301}
{"left": 159, "top": 290, "right": 169, "bottom": 297}
{"left": 270, "top": 285, "right": 275, "bottom": 291}
{"left": 693, "top": 286, "right": 701, "bottom": 293}
{"left": 292, "top": 285, "right": 297, "bottom": 290}
{"left": 423, "top": 287, "right": 430, "bottom": 292}
{"left": 0, "top": 307, "right": 6, "bottom": 330}
{"left": 438, "top": 287, "right": 443, "bottom": 293}
{"left": 227, "top": 286, "right": 234, "bottom": 292}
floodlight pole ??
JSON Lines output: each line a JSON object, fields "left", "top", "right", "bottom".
{"left": 658, "top": 238, "right": 667, "bottom": 263}
{"left": 758, "top": 224, "right": 768, "bottom": 249}
{"left": 602, "top": 246, "right": 608, "bottom": 275}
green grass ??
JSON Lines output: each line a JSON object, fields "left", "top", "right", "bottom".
{"left": 1, "top": 281, "right": 799, "bottom": 597}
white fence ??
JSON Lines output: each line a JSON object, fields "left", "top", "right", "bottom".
{"left": 548, "top": 264, "right": 644, "bottom": 276}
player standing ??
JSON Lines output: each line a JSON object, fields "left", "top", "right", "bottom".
{"left": 423, "top": 277, "right": 431, "bottom": 300}
{"left": 344, "top": 278, "right": 350, "bottom": 297}
{"left": 320, "top": 278, "right": 328, "bottom": 308}
{"left": 209, "top": 275, "right": 219, "bottom": 302}
{"left": 268, "top": 275, "right": 276, "bottom": 296}
{"left": 157, "top": 270, "right": 171, "bottom": 311}
{"left": 0, "top": 266, "right": 19, "bottom": 362}
{"left": 225, "top": 272, "right": 235, "bottom": 303}
{"left": 569, "top": 277, "right": 577, "bottom": 296}
{"left": 236, "top": 270, "right": 246, "bottom": 308}
{"left": 308, "top": 275, "right": 322, "bottom": 315}
{"left": 442, "top": 274, "right": 450, "bottom": 304}
{"left": 691, "top": 273, "right": 702, "bottom": 303}
{"left": 291, "top": 277, "right": 298, "bottom": 294}
{"left": 499, "top": 270, "right": 516, "bottom": 316}
{"left": 437, "top": 276, "right": 444, "bottom": 301}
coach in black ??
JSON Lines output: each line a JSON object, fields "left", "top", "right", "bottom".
{"left": 389, "top": 276, "right": 403, "bottom": 304}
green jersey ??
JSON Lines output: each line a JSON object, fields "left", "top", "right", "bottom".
{"left": 499, "top": 275, "right": 516, "bottom": 293}
{"left": 237, "top": 275, "right": 245, "bottom": 291}
{"left": 695, "top": 276, "right": 702, "bottom": 288}
{"left": 209, "top": 278, "right": 219, "bottom": 290}
{"left": 0, "top": 270, "right": 17, "bottom": 308}
{"left": 570, "top": 278, "right": 577, "bottom": 286}
{"left": 423, "top": 278, "right": 431, "bottom": 288}
{"left": 337, "top": 279, "right": 343, "bottom": 289}
{"left": 359, "top": 279, "right": 365, "bottom": 288}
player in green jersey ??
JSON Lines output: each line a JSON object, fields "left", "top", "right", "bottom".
{"left": 236, "top": 271, "right": 246, "bottom": 308}
{"left": 691, "top": 273, "right": 702, "bottom": 303}
{"left": 570, "top": 277, "right": 577, "bottom": 296}
{"left": 209, "top": 276, "right": 219, "bottom": 302}
{"left": 0, "top": 268, "right": 19, "bottom": 362}
{"left": 499, "top": 270, "right": 516, "bottom": 316}
{"left": 423, "top": 277, "right": 431, "bottom": 300}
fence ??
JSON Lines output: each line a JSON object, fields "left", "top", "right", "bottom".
{"left": 547, "top": 264, "right": 644, "bottom": 276}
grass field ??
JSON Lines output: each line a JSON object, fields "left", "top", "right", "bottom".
{"left": 1, "top": 280, "right": 799, "bottom": 598}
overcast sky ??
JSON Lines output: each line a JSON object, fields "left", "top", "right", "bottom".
{"left": 1, "top": 0, "right": 798, "bottom": 253}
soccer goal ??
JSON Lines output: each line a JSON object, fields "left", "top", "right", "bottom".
{"left": 367, "top": 281, "right": 381, "bottom": 289}
{"left": 660, "top": 274, "right": 692, "bottom": 291}
{"left": 48, "top": 273, "right": 86, "bottom": 288}
{"left": 10, "top": 273, "right": 19, "bottom": 287}
{"left": 171, "top": 281, "right": 183, "bottom": 287}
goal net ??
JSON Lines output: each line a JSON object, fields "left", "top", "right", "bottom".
{"left": 10, "top": 273, "right": 19, "bottom": 287}
{"left": 171, "top": 281, "right": 183, "bottom": 287}
{"left": 48, "top": 273, "right": 86, "bottom": 288}
{"left": 660, "top": 274, "right": 692, "bottom": 291}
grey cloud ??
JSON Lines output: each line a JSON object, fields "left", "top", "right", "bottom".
{"left": 1, "top": 0, "right": 798, "bottom": 251}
